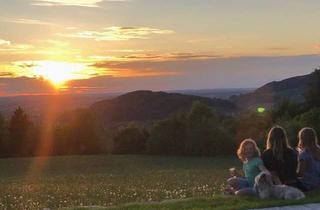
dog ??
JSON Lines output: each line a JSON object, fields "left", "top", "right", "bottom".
{"left": 254, "top": 172, "right": 305, "bottom": 200}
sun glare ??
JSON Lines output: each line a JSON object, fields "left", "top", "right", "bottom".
{"left": 33, "top": 61, "right": 85, "bottom": 88}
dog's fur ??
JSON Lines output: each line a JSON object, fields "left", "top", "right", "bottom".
{"left": 254, "top": 172, "right": 305, "bottom": 200}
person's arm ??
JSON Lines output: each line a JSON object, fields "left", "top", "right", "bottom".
{"left": 297, "top": 160, "right": 307, "bottom": 177}
{"left": 258, "top": 163, "right": 274, "bottom": 184}
{"left": 297, "top": 151, "right": 308, "bottom": 177}
{"left": 258, "top": 164, "right": 271, "bottom": 175}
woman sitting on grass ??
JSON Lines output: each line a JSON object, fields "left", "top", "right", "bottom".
{"left": 226, "top": 139, "right": 270, "bottom": 196}
{"left": 261, "top": 126, "right": 298, "bottom": 187}
{"left": 297, "top": 127, "right": 320, "bottom": 191}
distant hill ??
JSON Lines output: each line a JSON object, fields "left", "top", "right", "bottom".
{"left": 91, "top": 90, "right": 236, "bottom": 125}
{"left": 232, "top": 72, "right": 313, "bottom": 109}
{"left": 169, "top": 88, "right": 254, "bottom": 99}
{"left": 0, "top": 93, "right": 120, "bottom": 120}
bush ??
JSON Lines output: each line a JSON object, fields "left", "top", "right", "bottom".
{"left": 147, "top": 101, "right": 236, "bottom": 156}
{"left": 276, "top": 117, "right": 303, "bottom": 147}
{"left": 147, "top": 114, "right": 187, "bottom": 155}
{"left": 234, "top": 111, "right": 272, "bottom": 144}
{"left": 113, "top": 124, "right": 149, "bottom": 154}
{"left": 298, "top": 108, "right": 320, "bottom": 134}
{"left": 305, "top": 69, "right": 320, "bottom": 108}
{"left": 53, "top": 109, "right": 104, "bottom": 155}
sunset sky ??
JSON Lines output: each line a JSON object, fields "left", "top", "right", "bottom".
{"left": 0, "top": 0, "right": 320, "bottom": 95}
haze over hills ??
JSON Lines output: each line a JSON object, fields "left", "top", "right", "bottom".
{"left": 0, "top": 88, "right": 250, "bottom": 119}
{"left": 0, "top": 93, "right": 120, "bottom": 119}
{"left": 0, "top": 71, "right": 316, "bottom": 121}
{"left": 169, "top": 88, "right": 254, "bottom": 99}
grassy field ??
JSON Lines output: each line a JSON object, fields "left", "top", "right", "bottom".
{"left": 0, "top": 155, "right": 240, "bottom": 209}
{"left": 0, "top": 155, "right": 319, "bottom": 210}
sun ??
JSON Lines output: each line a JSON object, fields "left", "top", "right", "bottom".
{"left": 32, "top": 61, "right": 85, "bottom": 88}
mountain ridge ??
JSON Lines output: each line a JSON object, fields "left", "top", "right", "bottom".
{"left": 231, "top": 72, "right": 314, "bottom": 108}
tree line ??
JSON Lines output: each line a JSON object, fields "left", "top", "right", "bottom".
{"left": 0, "top": 69, "right": 319, "bottom": 158}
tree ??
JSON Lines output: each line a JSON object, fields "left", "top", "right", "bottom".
{"left": 233, "top": 110, "right": 272, "bottom": 150}
{"left": 53, "top": 109, "right": 104, "bottom": 155}
{"left": 298, "top": 108, "right": 320, "bottom": 135}
{"left": 270, "top": 99, "right": 304, "bottom": 122}
{"left": 113, "top": 124, "right": 148, "bottom": 154}
{"left": 0, "top": 113, "right": 8, "bottom": 157}
{"left": 276, "top": 117, "right": 302, "bottom": 148}
{"left": 8, "top": 107, "right": 32, "bottom": 156}
{"left": 305, "top": 69, "right": 320, "bottom": 108}
{"left": 185, "top": 101, "right": 233, "bottom": 156}
{"left": 147, "top": 114, "right": 187, "bottom": 155}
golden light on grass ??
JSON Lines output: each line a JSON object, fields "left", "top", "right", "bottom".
{"left": 32, "top": 61, "right": 86, "bottom": 88}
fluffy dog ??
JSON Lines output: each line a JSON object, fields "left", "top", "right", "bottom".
{"left": 254, "top": 172, "right": 305, "bottom": 200}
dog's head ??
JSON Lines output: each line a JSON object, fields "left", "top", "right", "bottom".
{"left": 254, "top": 172, "right": 273, "bottom": 192}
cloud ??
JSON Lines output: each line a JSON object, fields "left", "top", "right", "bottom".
{"left": 0, "top": 72, "right": 14, "bottom": 77}
{"left": 0, "top": 39, "right": 11, "bottom": 46}
{"left": 0, "top": 43, "right": 33, "bottom": 53}
{"left": 32, "top": 0, "right": 130, "bottom": 7}
{"left": 0, "top": 77, "right": 55, "bottom": 96}
{"left": 266, "top": 47, "right": 290, "bottom": 51}
{"left": 6, "top": 18, "right": 55, "bottom": 26}
{"left": 92, "top": 52, "right": 222, "bottom": 68}
{"left": 104, "top": 49, "right": 149, "bottom": 53}
{"left": 58, "top": 26, "right": 174, "bottom": 41}
{"left": 2, "top": 55, "right": 319, "bottom": 95}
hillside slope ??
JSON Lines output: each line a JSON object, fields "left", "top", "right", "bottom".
{"left": 232, "top": 72, "right": 314, "bottom": 109}
{"left": 91, "top": 90, "right": 236, "bottom": 124}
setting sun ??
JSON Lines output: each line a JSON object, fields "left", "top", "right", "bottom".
{"left": 32, "top": 61, "right": 86, "bottom": 88}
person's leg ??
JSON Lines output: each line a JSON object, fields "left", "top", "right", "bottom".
{"left": 296, "top": 178, "right": 309, "bottom": 192}
{"left": 227, "top": 177, "right": 240, "bottom": 191}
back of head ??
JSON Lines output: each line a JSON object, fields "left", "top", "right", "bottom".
{"left": 266, "top": 126, "right": 290, "bottom": 162}
{"left": 298, "top": 127, "right": 320, "bottom": 160}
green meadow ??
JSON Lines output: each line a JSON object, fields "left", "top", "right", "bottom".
{"left": 0, "top": 155, "right": 238, "bottom": 209}
{"left": 0, "top": 155, "right": 319, "bottom": 210}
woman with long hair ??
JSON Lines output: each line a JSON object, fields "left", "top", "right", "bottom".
{"left": 261, "top": 126, "right": 298, "bottom": 186}
{"left": 297, "top": 127, "right": 320, "bottom": 191}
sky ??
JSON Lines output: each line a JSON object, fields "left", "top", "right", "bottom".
{"left": 0, "top": 0, "right": 319, "bottom": 95}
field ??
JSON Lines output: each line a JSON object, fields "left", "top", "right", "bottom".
{"left": 1, "top": 155, "right": 320, "bottom": 210}
{"left": 0, "top": 155, "right": 239, "bottom": 209}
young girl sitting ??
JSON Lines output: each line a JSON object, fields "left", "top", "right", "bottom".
{"left": 297, "top": 127, "right": 320, "bottom": 191}
{"left": 226, "top": 139, "right": 270, "bottom": 196}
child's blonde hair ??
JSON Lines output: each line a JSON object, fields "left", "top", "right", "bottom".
{"left": 266, "top": 126, "right": 290, "bottom": 162}
{"left": 237, "top": 139, "right": 261, "bottom": 162}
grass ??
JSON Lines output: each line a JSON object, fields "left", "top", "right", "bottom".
{"left": 89, "top": 194, "right": 320, "bottom": 210}
{"left": 0, "top": 155, "right": 319, "bottom": 210}
{"left": 0, "top": 155, "right": 239, "bottom": 209}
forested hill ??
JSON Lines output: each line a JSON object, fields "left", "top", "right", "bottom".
{"left": 231, "top": 72, "right": 314, "bottom": 109}
{"left": 91, "top": 90, "right": 236, "bottom": 124}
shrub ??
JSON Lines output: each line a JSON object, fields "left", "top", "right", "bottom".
{"left": 147, "top": 114, "right": 187, "bottom": 155}
{"left": 113, "top": 124, "right": 149, "bottom": 154}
